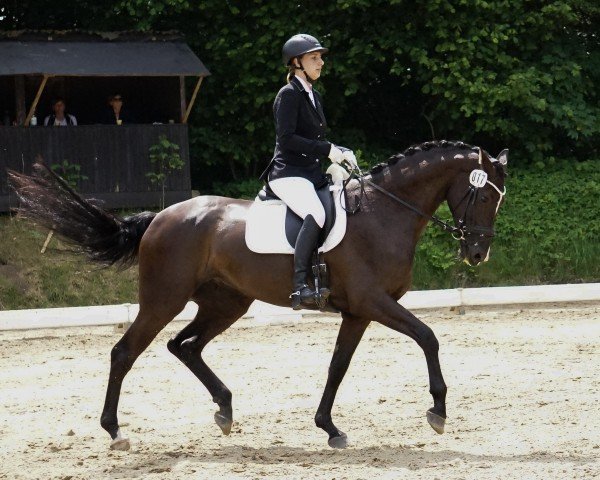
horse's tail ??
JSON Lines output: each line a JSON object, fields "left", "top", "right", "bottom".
{"left": 7, "top": 163, "right": 156, "bottom": 268}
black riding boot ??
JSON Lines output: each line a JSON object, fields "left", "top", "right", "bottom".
{"left": 290, "top": 215, "right": 321, "bottom": 310}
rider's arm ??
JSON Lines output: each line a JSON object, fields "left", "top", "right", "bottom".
{"left": 274, "top": 88, "right": 331, "bottom": 157}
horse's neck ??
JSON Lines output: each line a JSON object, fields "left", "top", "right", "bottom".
{"left": 361, "top": 149, "right": 474, "bottom": 250}
{"left": 372, "top": 150, "right": 462, "bottom": 217}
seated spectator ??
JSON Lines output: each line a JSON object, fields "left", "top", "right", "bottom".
{"left": 44, "top": 97, "right": 77, "bottom": 126}
{"left": 101, "top": 93, "right": 136, "bottom": 125}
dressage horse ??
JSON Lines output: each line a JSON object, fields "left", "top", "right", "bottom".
{"left": 8, "top": 140, "right": 507, "bottom": 450}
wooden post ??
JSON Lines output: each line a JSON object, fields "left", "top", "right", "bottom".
{"left": 179, "top": 75, "right": 187, "bottom": 123}
{"left": 15, "top": 76, "right": 26, "bottom": 126}
{"left": 40, "top": 230, "right": 54, "bottom": 254}
{"left": 25, "top": 75, "right": 49, "bottom": 126}
{"left": 182, "top": 76, "right": 203, "bottom": 124}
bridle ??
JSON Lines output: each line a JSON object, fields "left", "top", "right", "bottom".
{"left": 341, "top": 148, "right": 506, "bottom": 242}
{"left": 452, "top": 153, "right": 506, "bottom": 242}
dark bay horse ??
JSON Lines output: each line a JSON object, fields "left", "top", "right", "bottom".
{"left": 8, "top": 140, "right": 507, "bottom": 450}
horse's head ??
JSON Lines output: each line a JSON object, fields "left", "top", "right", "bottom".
{"left": 446, "top": 148, "right": 508, "bottom": 266}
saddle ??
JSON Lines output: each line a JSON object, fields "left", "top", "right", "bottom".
{"left": 245, "top": 180, "right": 347, "bottom": 255}
{"left": 245, "top": 180, "right": 348, "bottom": 312}
{"left": 257, "top": 182, "right": 337, "bottom": 248}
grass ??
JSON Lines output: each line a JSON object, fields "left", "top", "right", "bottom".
{"left": 2, "top": 162, "right": 599, "bottom": 310}
{"left": 411, "top": 238, "right": 600, "bottom": 290}
{"left": 0, "top": 214, "right": 138, "bottom": 310}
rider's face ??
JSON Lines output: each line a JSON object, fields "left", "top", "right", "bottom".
{"left": 296, "top": 52, "right": 324, "bottom": 80}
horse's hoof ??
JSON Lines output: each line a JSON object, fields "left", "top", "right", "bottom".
{"left": 328, "top": 432, "right": 348, "bottom": 449}
{"left": 214, "top": 412, "right": 233, "bottom": 435}
{"left": 426, "top": 409, "right": 446, "bottom": 434}
{"left": 109, "top": 428, "right": 130, "bottom": 450}
{"left": 110, "top": 437, "right": 130, "bottom": 451}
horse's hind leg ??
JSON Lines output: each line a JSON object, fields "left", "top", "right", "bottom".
{"left": 167, "top": 284, "right": 253, "bottom": 436}
{"left": 100, "top": 301, "right": 187, "bottom": 450}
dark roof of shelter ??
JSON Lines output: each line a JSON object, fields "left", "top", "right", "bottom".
{"left": 0, "top": 35, "right": 210, "bottom": 77}
{"left": 0, "top": 30, "right": 184, "bottom": 42}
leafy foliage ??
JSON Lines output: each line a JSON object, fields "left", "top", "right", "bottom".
{"left": 413, "top": 160, "right": 600, "bottom": 287}
{"left": 146, "top": 134, "right": 184, "bottom": 209}
{"left": 209, "top": 160, "right": 599, "bottom": 286}
{"left": 50, "top": 160, "right": 88, "bottom": 189}
{"left": 2, "top": 161, "right": 596, "bottom": 310}
{"left": 2, "top": 0, "right": 598, "bottom": 188}
{"left": 210, "top": 178, "right": 264, "bottom": 200}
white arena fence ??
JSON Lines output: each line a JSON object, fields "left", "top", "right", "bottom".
{"left": 0, "top": 283, "right": 598, "bottom": 332}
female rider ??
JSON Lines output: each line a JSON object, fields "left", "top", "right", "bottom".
{"left": 260, "top": 34, "right": 357, "bottom": 310}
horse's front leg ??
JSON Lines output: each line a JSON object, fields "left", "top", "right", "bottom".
{"left": 372, "top": 295, "right": 447, "bottom": 434}
{"left": 315, "top": 313, "right": 370, "bottom": 448}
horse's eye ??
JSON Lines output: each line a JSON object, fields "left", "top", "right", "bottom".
{"left": 480, "top": 195, "right": 489, "bottom": 203}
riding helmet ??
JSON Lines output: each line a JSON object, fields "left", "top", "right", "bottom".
{"left": 282, "top": 34, "right": 328, "bottom": 66}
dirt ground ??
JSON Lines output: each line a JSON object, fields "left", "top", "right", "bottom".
{"left": 0, "top": 302, "right": 598, "bottom": 480}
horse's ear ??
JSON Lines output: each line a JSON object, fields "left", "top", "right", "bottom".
{"left": 496, "top": 149, "right": 509, "bottom": 166}
{"left": 478, "top": 147, "right": 493, "bottom": 168}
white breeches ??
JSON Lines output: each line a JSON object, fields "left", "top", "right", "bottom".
{"left": 268, "top": 177, "right": 326, "bottom": 228}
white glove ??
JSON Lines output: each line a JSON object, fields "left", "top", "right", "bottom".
{"left": 342, "top": 150, "right": 358, "bottom": 169}
{"left": 328, "top": 144, "right": 344, "bottom": 164}
{"left": 326, "top": 163, "right": 351, "bottom": 183}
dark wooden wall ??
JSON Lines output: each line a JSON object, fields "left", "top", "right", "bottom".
{"left": 0, "top": 124, "right": 192, "bottom": 212}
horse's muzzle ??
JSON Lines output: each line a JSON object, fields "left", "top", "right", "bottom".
{"left": 460, "top": 241, "right": 491, "bottom": 266}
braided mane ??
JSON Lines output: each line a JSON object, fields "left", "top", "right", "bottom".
{"left": 369, "top": 140, "right": 480, "bottom": 175}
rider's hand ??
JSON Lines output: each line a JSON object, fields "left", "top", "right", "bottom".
{"left": 342, "top": 150, "right": 358, "bottom": 169}
{"left": 326, "top": 163, "right": 351, "bottom": 183}
{"left": 328, "top": 144, "right": 344, "bottom": 164}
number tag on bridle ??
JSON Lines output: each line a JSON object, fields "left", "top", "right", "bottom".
{"left": 469, "top": 169, "right": 488, "bottom": 188}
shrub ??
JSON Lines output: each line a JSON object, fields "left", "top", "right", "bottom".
{"left": 209, "top": 160, "right": 600, "bottom": 287}
{"left": 413, "top": 159, "right": 600, "bottom": 287}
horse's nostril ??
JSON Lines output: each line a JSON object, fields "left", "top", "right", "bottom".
{"left": 473, "top": 252, "right": 482, "bottom": 262}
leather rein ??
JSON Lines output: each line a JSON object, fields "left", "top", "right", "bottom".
{"left": 341, "top": 149, "right": 506, "bottom": 242}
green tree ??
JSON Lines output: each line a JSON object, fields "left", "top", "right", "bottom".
{"left": 3, "top": 0, "right": 597, "bottom": 186}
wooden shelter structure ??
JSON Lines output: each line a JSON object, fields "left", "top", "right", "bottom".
{"left": 0, "top": 31, "right": 210, "bottom": 211}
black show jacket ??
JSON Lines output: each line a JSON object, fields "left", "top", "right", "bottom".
{"left": 260, "top": 76, "right": 331, "bottom": 186}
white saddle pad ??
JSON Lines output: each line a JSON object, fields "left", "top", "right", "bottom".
{"left": 245, "top": 184, "right": 347, "bottom": 254}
